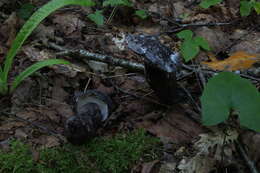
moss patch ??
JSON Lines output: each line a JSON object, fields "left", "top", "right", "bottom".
{"left": 0, "top": 129, "right": 159, "bottom": 173}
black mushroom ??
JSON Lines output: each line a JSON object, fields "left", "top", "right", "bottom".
{"left": 65, "top": 90, "right": 113, "bottom": 145}
{"left": 126, "top": 34, "right": 182, "bottom": 104}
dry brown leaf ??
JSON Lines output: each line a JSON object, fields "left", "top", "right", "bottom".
{"left": 141, "top": 160, "right": 160, "bottom": 173}
{"left": 136, "top": 107, "right": 206, "bottom": 143}
{"left": 52, "top": 13, "right": 85, "bottom": 35}
{"left": 202, "top": 51, "right": 260, "bottom": 71}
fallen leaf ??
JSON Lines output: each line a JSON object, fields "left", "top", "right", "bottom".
{"left": 0, "top": 12, "right": 19, "bottom": 46}
{"left": 136, "top": 107, "right": 206, "bottom": 143}
{"left": 14, "top": 128, "right": 28, "bottom": 139}
{"left": 202, "top": 51, "right": 260, "bottom": 71}
{"left": 141, "top": 160, "right": 160, "bottom": 173}
{"left": 52, "top": 13, "right": 85, "bottom": 35}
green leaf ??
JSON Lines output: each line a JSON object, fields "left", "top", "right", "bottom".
{"left": 134, "top": 10, "right": 148, "bottom": 19}
{"left": 2, "top": 0, "right": 95, "bottom": 85}
{"left": 180, "top": 40, "right": 199, "bottom": 62}
{"left": 201, "top": 72, "right": 260, "bottom": 132}
{"left": 18, "top": 3, "right": 35, "bottom": 20}
{"left": 199, "top": 0, "right": 222, "bottom": 9}
{"left": 240, "top": 0, "right": 254, "bottom": 16}
{"left": 179, "top": 13, "right": 189, "bottom": 20}
{"left": 10, "top": 59, "right": 70, "bottom": 93}
{"left": 253, "top": 2, "right": 260, "bottom": 14}
{"left": 88, "top": 10, "right": 104, "bottom": 26}
{"left": 103, "top": 0, "right": 132, "bottom": 7}
{"left": 194, "top": 36, "right": 211, "bottom": 51}
{"left": 177, "top": 30, "right": 193, "bottom": 40}
{"left": 0, "top": 77, "right": 4, "bottom": 94}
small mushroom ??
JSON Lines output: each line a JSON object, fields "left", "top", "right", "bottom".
{"left": 76, "top": 89, "right": 114, "bottom": 121}
{"left": 126, "top": 34, "right": 182, "bottom": 104}
{"left": 65, "top": 90, "right": 113, "bottom": 145}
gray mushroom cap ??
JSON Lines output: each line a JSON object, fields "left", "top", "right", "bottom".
{"left": 75, "top": 90, "right": 114, "bottom": 121}
{"left": 126, "top": 34, "right": 181, "bottom": 73}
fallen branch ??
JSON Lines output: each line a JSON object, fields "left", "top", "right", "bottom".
{"left": 50, "top": 42, "right": 145, "bottom": 72}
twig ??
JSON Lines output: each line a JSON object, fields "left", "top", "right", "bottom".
{"left": 178, "top": 22, "right": 233, "bottom": 28}
{"left": 161, "top": 21, "right": 233, "bottom": 35}
{"left": 240, "top": 74, "right": 260, "bottom": 82}
{"left": 50, "top": 42, "right": 193, "bottom": 80}
{"left": 235, "top": 140, "right": 259, "bottom": 173}
{"left": 178, "top": 83, "right": 201, "bottom": 112}
{"left": 49, "top": 42, "right": 145, "bottom": 72}
{"left": 84, "top": 78, "right": 91, "bottom": 93}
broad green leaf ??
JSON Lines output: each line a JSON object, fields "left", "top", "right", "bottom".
{"left": 3, "top": 0, "right": 95, "bottom": 83}
{"left": 10, "top": 59, "right": 70, "bottom": 93}
{"left": 103, "top": 0, "right": 132, "bottom": 7}
{"left": 199, "top": 0, "right": 222, "bottom": 9}
{"left": 194, "top": 36, "right": 211, "bottom": 51}
{"left": 254, "top": 2, "right": 260, "bottom": 14}
{"left": 180, "top": 40, "right": 199, "bottom": 62}
{"left": 177, "top": 30, "right": 193, "bottom": 40}
{"left": 201, "top": 72, "right": 260, "bottom": 131}
{"left": 240, "top": 0, "right": 254, "bottom": 16}
{"left": 88, "top": 10, "right": 104, "bottom": 26}
{"left": 18, "top": 3, "right": 35, "bottom": 20}
{"left": 134, "top": 10, "right": 148, "bottom": 19}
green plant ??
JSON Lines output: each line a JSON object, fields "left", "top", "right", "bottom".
{"left": 103, "top": 0, "right": 132, "bottom": 7}
{"left": 134, "top": 9, "right": 148, "bottom": 19}
{"left": 0, "top": 0, "right": 95, "bottom": 95}
{"left": 85, "top": 129, "right": 159, "bottom": 173}
{"left": 38, "top": 145, "right": 90, "bottom": 173}
{"left": 240, "top": 0, "right": 260, "bottom": 16}
{"left": 199, "top": 0, "right": 260, "bottom": 16}
{"left": 88, "top": 0, "right": 132, "bottom": 26}
{"left": 87, "top": 0, "right": 149, "bottom": 26}
{"left": 88, "top": 10, "right": 104, "bottom": 26}
{"left": 199, "top": 0, "right": 222, "bottom": 8}
{"left": 201, "top": 72, "right": 260, "bottom": 131}
{"left": 179, "top": 13, "right": 190, "bottom": 20}
{"left": 177, "top": 29, "right": 211, "bottom": 62}
{"left": 0, "top": 129, "right": 159, "bottom": 173}
{"left": 0, "top": 140, "right": 36, "bottom": 172}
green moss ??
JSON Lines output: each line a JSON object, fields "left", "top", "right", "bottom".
{"left": 0, "top": 129, "right": 159, "bottom": 173}
{"left": 0, "top": 140, "right": 36, "bottom": 173}
{"left": 86, "top": 129, "right": 159, "bottom": 173}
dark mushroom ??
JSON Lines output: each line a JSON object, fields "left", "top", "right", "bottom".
{"left": 65, "top": 90, "right": 113, "bottom": 145}
{"left": 65, "top": 103, "right": 102, "bottom": 145}
{"left": 126, "top": 34, "right": 182, "bottom": 104}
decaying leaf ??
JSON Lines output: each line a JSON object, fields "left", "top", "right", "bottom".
{"left": 194, "top": 128, "right": 238, "bottom": 155}
{"left": 202, "top": 51, "right": 260, "bottom": 71}
{"left": 178, "top": 128, "right": 238, "bottom": 173}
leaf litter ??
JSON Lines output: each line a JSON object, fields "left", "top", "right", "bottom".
{"left": 0, "top": 0, "right": 260, "bottom": 172}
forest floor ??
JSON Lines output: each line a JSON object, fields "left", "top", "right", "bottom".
{"left": 0, "top": 0, "right": 260, "bottom": 172}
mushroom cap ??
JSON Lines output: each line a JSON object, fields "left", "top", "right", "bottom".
{"left": 76, "top": 90, "right": 114, "bottom": 121}
{"left": 126, "top": 34, "right": 181, "bottom": 73}
{"left": 65, "top": 103, "right": 102, "bottom": 145}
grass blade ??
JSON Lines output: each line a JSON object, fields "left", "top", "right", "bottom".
{"left": 3, "top": 0, "right": 95, "bottom": 83}
{"left": 10, "top": 59, "right": 70, "bottom": 93}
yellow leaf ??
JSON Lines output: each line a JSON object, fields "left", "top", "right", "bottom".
{"left": 202, "top": 51, "right": 260, "bottom": 71}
